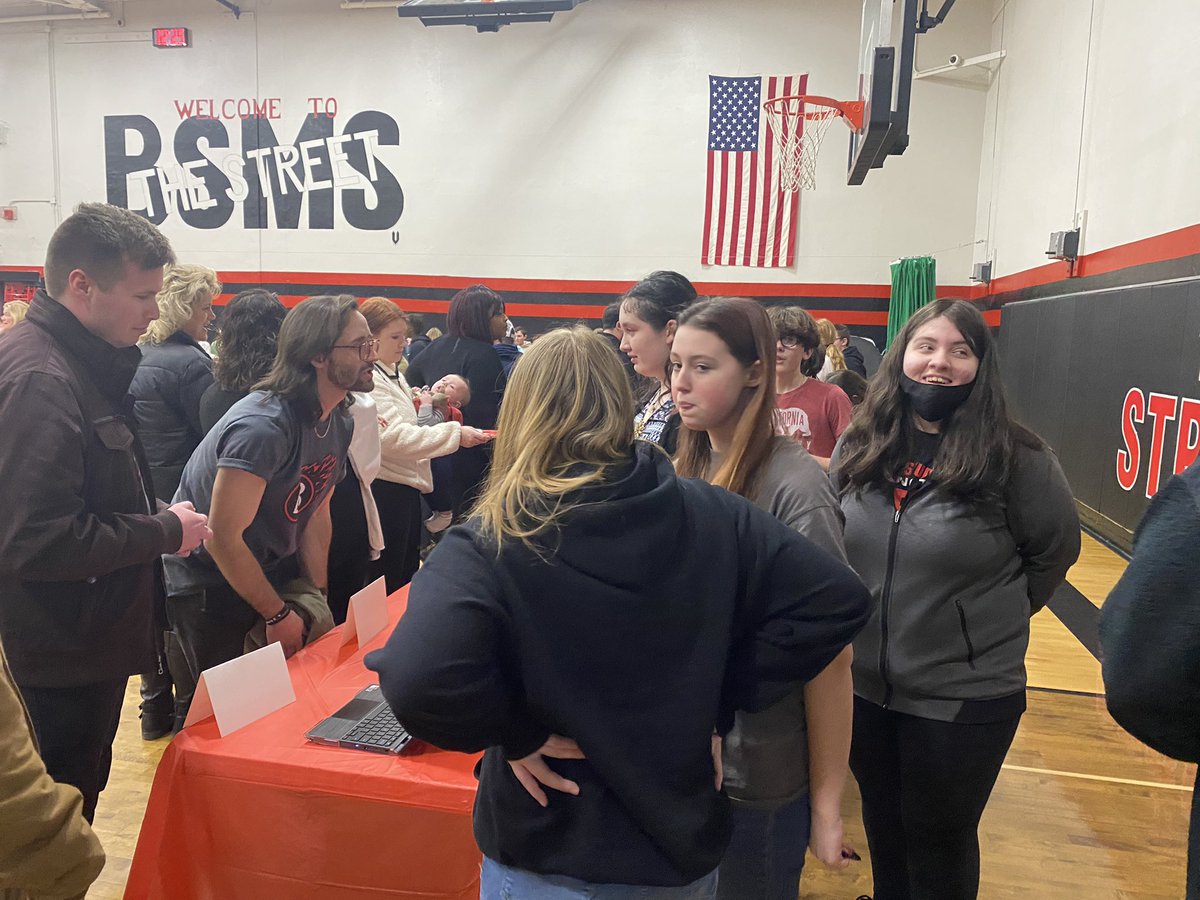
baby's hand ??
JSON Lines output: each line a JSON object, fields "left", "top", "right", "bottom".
{"left": 415, "top": 388, "right": 433, "bottom": 407}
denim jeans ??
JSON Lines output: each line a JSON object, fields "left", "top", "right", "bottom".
{"left": 716, "top": 793, "right": 811, "bottom": 900}
{"left": 480, "top": 858, "right": 718, "bottom": 900}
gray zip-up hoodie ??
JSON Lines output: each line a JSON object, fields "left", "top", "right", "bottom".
{"left": 832, "top": 440, "right": 1080, "bottom": 721}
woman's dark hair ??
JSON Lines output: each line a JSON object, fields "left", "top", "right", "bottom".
{"left": 255, "top": 294, "right": 360, "bottom": 421}
{"left": 673, "top": 298, "right": 777, "bottom": 500}
{"left": 620, "top": 270, "right": 697, "bottom": 331}
{"left": 835, "top": 299, "right": 1043, "bottom": 503}
{"left": 446, "top": 285, "right": 504, "bottom": 343}
{"left": 213, "top": 289, "right": 287, "bottom": 393}
{"left": 826, "top": 369, "right": 868, "bottom": 406}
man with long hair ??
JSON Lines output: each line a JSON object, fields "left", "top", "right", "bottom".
{"left": 164, "top": 295, "right": 377, "bottom": 721}
{"left": 0, "top": 203, "right": 210, "bottom": 821}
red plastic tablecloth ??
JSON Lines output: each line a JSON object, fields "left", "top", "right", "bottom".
{"left": 124, "top": 588, "right": 482, "bottom": 899}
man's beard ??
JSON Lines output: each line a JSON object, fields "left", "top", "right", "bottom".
{"left": 331, "top": 362, "right": 374, "bottom": 393}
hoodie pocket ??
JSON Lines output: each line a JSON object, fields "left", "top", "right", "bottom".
{"left": 955, "top": 599, "right": 977, "bottom": 670}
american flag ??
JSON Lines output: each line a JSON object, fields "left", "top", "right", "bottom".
{"left": 702, "top": 74, "right": 807, "bottom": 268}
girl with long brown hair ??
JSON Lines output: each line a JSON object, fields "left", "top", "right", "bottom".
{"left": 833, "top": 299, "right": 1080, "bottom": 900}
{"left": 672, "top": 297, "right": 858, "bottom": 898}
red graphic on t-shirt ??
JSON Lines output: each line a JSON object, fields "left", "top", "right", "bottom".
{"left": 283, "top": 454, "right": 338, "bottom": 522}
{"left": 774, "top": 407, "right": 813, "bottom": 451}
{"left": 893, "top": 460, "right": 934, "bottom": 511}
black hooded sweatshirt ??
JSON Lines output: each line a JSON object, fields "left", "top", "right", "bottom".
{"left": 366, "top": 444, "right": 869, "bottom": 886}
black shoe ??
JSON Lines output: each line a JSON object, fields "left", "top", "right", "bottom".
{"left": 139, "top": 706, "right": 174, "bottom": 741}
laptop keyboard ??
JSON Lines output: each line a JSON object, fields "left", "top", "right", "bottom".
{"left": 343, "top": 705, "right": 412, "bottom": 749}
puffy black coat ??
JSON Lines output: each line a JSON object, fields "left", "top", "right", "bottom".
{"left": 130, "top": 332, "right": 213, "bottom": 501}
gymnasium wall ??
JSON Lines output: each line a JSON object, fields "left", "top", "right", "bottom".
{"left": 0, "top": 0, "right": 992, "bottom": 333}
{"left": 975, "top": 0, "right": 1200, "bottom": 546}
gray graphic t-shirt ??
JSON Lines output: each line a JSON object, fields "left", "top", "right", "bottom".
{"left": 163, "top": 391, "right": 352, "bottom": 596}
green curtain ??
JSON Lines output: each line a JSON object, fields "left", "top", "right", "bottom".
{"left": 887, "top": 256, "right": 937, "bottom": 350}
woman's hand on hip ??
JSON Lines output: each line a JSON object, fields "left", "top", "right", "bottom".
{"left": 508, "top": 735, "right": 585, "bottom": 807}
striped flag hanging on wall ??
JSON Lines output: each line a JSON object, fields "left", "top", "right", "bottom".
{"left": 702, "top": 73, "right": 807, "bottom": 268}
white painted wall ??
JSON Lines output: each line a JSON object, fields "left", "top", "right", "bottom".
{"left": 975, "top": 0, "right": 1200, "bottom": 277}
{"left": 0, "top": 0, "right": 990, "bottom": 286}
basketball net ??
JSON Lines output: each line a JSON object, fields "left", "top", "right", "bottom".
{"left": 763, "top": 97, "right": 844, "bottom": 192}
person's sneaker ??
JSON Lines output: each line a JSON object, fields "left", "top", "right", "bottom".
{"left": 139, "top": 705, "right": 174, "bottom": 741}
{"left": 425, "top": 511, "right": 453, "bottom": 534}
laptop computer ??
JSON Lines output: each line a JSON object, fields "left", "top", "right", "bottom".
{"left": 306, "top": 684, "right": 414, "bottom": 754}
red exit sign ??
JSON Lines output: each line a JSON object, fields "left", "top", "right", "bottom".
{"left": 152, "top": 27, "right": 191, "bottom": 49}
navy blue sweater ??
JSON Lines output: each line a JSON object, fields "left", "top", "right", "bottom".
{"left": 1102, "top": 464, "right": 1200, "bottom": 899}
{"left": 366, "top": 445, "right": 869, "bottom": 886}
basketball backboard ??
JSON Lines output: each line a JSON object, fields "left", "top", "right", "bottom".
{"left": 848, "top": 0, "right": 919, "bottom": 184}
{"left": 395, "top": 0, "right": 589, "bottom": 31}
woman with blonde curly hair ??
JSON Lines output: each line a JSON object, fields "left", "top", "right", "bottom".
{"left": 129, "top": 263, "right": 220, "bottom": 740}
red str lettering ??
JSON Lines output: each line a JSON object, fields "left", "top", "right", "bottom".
{"left": 174, "top": 99, "right": 195, "bottom": 119}
{"left": 1145, "top": 392, "right": 1179, "bottom": 498}
{"left": 1116, "top": 388, "right": 1144, "bottom": 492}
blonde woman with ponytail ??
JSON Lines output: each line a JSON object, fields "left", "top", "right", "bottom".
{"left": 816, "top": 318, "right": 846, "bottom": 380}
{"left": 367, "top": 327, "right": 869, "bottom": 900}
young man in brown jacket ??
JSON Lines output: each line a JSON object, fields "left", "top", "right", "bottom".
{"left": 0, "top": 204, "right": 210, "bottom": 821}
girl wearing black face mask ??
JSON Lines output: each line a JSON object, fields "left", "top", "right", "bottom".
{"left": 828, "top": 300, "right": 1081, "bottom": 900}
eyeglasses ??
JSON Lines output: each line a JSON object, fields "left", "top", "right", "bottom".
{"left": 331, "top": 338, "right": 380, "bottom": 361}
{"left": 777, "top": 334, "right": 801, "bottom": 349}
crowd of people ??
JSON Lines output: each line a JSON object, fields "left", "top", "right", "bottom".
{"left": 0, "top": 202, "right": 1192, "bottom": 900}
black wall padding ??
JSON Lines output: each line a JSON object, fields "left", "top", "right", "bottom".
{"left": 999, "top": 277, "right": 1200, "bottom": 551}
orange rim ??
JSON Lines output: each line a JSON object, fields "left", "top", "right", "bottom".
{"left": 762, "top": 94, "right": 865, "bottom": 132}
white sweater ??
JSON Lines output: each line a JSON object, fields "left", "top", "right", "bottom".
{"left": 346, "top": 393, "right": 385, "bottom": 558}
{"left": 371, "top": 364, "right": 461, "bottom": 493}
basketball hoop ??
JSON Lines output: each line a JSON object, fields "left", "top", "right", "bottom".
{"left": 762, "top": 95, "right": 865, "bottom": 191}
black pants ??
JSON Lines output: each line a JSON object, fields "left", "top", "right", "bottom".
{"left": 450, "top": 444, "right": 491, "bottom": 517}
{"left": 427, "top": 454, "right": 454, "bottom": 513}
{"left": 20, "top": 679, "right": 127, "bottom": 823}
{"left": 371, "top": 480, "right": 424, "bottom": 595}
{"left": 166, "top": 582, "right": 259, "bottom": 724}
{"left": 139, "top": 625, "right": 187, "bottom": 722}
{"left": 850, "top": 696, "right": 1021, "bottom": 900}
{"left": 327, "top": 474, "right": 371, "bottom": 625}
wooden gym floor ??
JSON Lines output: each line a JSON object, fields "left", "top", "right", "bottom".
{"left": 89, "top": 531, "right": 1194, "bottom": 899}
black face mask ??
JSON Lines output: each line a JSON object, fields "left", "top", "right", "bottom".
{"left": 900, "top": 374, "right": 975, "bottom": 422}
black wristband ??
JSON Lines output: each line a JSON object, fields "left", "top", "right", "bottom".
{"left": 264, "top": 605, "right": 290, "bottom": 627}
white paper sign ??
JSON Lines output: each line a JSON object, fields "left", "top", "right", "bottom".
{"left": 339, "top": 575, "right": 389, "bottom": 648}
{"left": 182, "top": 642, "right": 296, "bottom": 736}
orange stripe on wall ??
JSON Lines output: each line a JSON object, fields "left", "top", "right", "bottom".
{"left": 8, "top": 220, "right": 1197, "bottom": 316}
{"left": 969, "top": 221, "right": 1200, "bottom": 300}
{"left": 217, "top": 270, "right": 896, "bottom": 299}
{"left": 1076, "top": 223, "right": 1200, "bottom": 278}
{"left": 221, "top": 293, "right": 895, "bottom": 325}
